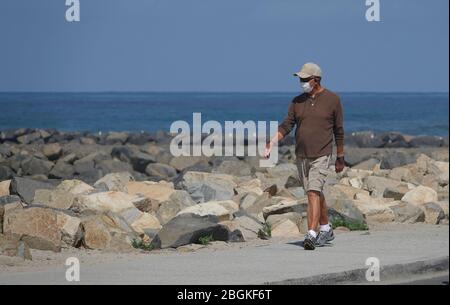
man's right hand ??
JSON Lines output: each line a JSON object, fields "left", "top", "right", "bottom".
{"left": 264, "top": 142, "right": 272, "bottom": 159}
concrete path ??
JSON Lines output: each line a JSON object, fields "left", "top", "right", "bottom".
{"left": 0, "top": 224, "right": 448, "bottom": 285}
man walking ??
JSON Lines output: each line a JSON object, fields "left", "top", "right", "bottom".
{"left": 264, "top": 63, "right": 345, "bottom": 250}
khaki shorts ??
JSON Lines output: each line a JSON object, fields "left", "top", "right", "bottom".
{"left": 296, "top": 154, "right": 331, "bottom": 193}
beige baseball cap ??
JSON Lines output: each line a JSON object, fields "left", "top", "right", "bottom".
{"left": 293, "top": 63, "right": 322, "bottom": 78}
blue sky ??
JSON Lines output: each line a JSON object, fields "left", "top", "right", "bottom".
{"left": 0, "top": 0, "right": 448, "bottom": 92}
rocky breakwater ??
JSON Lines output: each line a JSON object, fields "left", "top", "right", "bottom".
{"left": 0, "top": 128, "right": 448, "bottom": 260}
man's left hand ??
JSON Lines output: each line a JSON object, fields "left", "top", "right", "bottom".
{"left": 335, "top": 157, "right": 345, "bottom": 173}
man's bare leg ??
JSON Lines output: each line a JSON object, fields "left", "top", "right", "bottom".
{"left": 319, "top": 192, "right": 329, "bottom": 226}
{"left": 307, "top": 190, "right": 321, "bottom": 231}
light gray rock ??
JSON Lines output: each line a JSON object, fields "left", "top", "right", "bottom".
{"left": 242, "top": 192, "right": 284, "bottom": 216}
{"left": 145, "top": 163, "right": 177, "bottom": 181}
{"left": 177, "top": 200, "right": 239, "bottom": 222}
{"left": 390, "top": 202, "right": 425, "bottom": 223}
{"left": 180, "top": 171, "right": 237, "bottom": 203}
{"left": 364, "top": 176, "right": 404, "bottom": 197}
{"left": 156, "top": 190, "right": 196, "bottom": 225}
{"left": 328, "top": 199, "right": 367, "bottom": 224}
{"left": 423, "top": 202, "right": 445, "bottom": 224}
{"left": 32, "top": 189, "right": 75, "bottom": 210}
{"left": 401, "top": 186, "right": 439, "bottom": 206}
{"left": 262, "top": 198, "right": 308, "bottom": 220}
{"left": 94, "top": 172, "right": 134, "bottom": 192}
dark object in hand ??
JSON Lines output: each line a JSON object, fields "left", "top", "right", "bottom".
{"left": 335, "top": 156, "right": 345, "bottom": 173}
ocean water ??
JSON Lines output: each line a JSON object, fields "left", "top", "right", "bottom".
{"left": 0, "top": 92, "right": 448, "bottom": 137}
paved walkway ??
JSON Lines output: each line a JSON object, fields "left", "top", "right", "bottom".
{"left": 0, "top": 224, "right": 448, "bottom": 285}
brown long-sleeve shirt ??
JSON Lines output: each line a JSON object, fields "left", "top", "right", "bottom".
{"left": 278, "top": 89, "right": 344, "bottom": 159}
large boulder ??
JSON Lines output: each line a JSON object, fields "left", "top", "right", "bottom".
{"left": 56, "top": 179, "right": 94, "bottom": 195}
{"left": 242, "top": 192, "right": 284, "bottom": 217}
{"left": 388, "top": 167, "right": 413, "bottom": 182}
{"left": 434, "top": 201, "right": 449, "bottom": 219}
{"left": 73, "top": 152, "right": 110, "bottom": 170}
{"left": 169, "top": 156, "right": 207, "bottom": 172}
{"left": 126, "top": 211, "right": 162, "bottom": 235}
{"left": 353, "top": 158, "right": 380, "bottom": 171}
{"left": 254, "top": 172, "right": 290, "bottom": 194}
{"left": 333, "top": 184, "right": 370, "bottom": 200}
{"left": 383, "top": 184, "right": 412, "bottom": 200}
{"left": 96, "top": 159, "right": 133, "bottom": 175}
{"left": 390, "top": 202, "right": 425, "bottom": 223}
{"left": 56, "top": 212, "right": 83, "bottom": 248}
{"left": 271, "top": 219, "right": 302, "bottom": 238}
{"left": 105, "top": 132, "right": 129, "bottom": 145}
{"left": 220, "top": 214, "right": 263, "bottom": 241}
{"left": 0, "top": 180, "right": 11, "bottom": 197}
{"left": 266, "top": 212, "right": 306, "bottom": 234}
{"left": 376, "top": 132, "right": 410, "bottom": 148}
{"left": 48, "top": 161, "right": 75, "bottom": 179}
{"left": 262, "top": 198, "right": 308, "bottom": 220}
{"left": 9, "top": 176, "right": 55, "bottom": 204}
{"left": 72, "top": 191, "right": 143, "bottom": 214}
{"left": 75, "top": 168, "right": 103, "bottom": 185}
{"left": 177, "top": 200, "right": 239, "bottom": 222}
{"left": 352, "top": 198, "right": 395, "bottom": 223}
{"left": 0, "top": 165, "right": 14, "bottom": 181}
{"left": 126, "top": 181, "right": 176, "bottom": 205}
{"left": 0, "top": 195, "right": 23, "bottom": 234}
{"left": 3, "top": 207, "right": 62, "bottom": 252}
{"left": 401, "top": 186, "right": 438, "bottom": 206}
{"left": 32, "top": 189, "right": 76, "bottom": 210}
{"left": 179, "top": 171, "right": 237, "bottom": 203}
{"left": 94, "top": 172, "right": 134, "bottom": 192}
{"left": 128, "top": 132, "right": 156, "bottom": 145}
{"left": 17, "top": 132, "right": 42, "bottom": 145}
{"left": 150, "top": 213, "right": 230, "bottom": 249}
{"left": 42, "top": 143, "right": 62, "bottom": 161}
{"left": 235, "top": 179, "right": 264, "bottom": 196}
{"left": 423, "top": 202, "right": 446, "bottom": 224}
{"left": 363, "top": 176, "right": 404, "bottom": 197}
{"left": 156, "top": 190, "right": 196, "bottom": 225}
{"left": 345, "top": 131, "right": 384, "bottom": 148}
{"left": 0, "top": 234, "right": 32, "bottom": 260}
{"left": 21, "top": 157, "right": 54, "bottom": 176}
{"left": 145, "top": 163, "right": 177, "bottom": 181}
{"left": 111, "top": 146, "right": 156, "bottom": 173}
{"left": 81, "top": 216, "right": 136, "bottom": 251}
{"left": 379, "top": 151, "right": 416, "bottom": 169}
{"left": 328, "top": 199, "right": 367, "bottom": 224}
{"left": 409, "top": 136, "right": 446, "bottom": 148}
{"left": 410, "top": 154, "right": 449, "bottom": 185}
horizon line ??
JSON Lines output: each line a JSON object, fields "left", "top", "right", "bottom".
{"left": 0, "top": 90, "right": 449, "bottom": 94}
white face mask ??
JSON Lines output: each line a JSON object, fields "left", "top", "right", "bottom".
{"left": 301, "top": 81, "right": 313, "bottom": 93}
